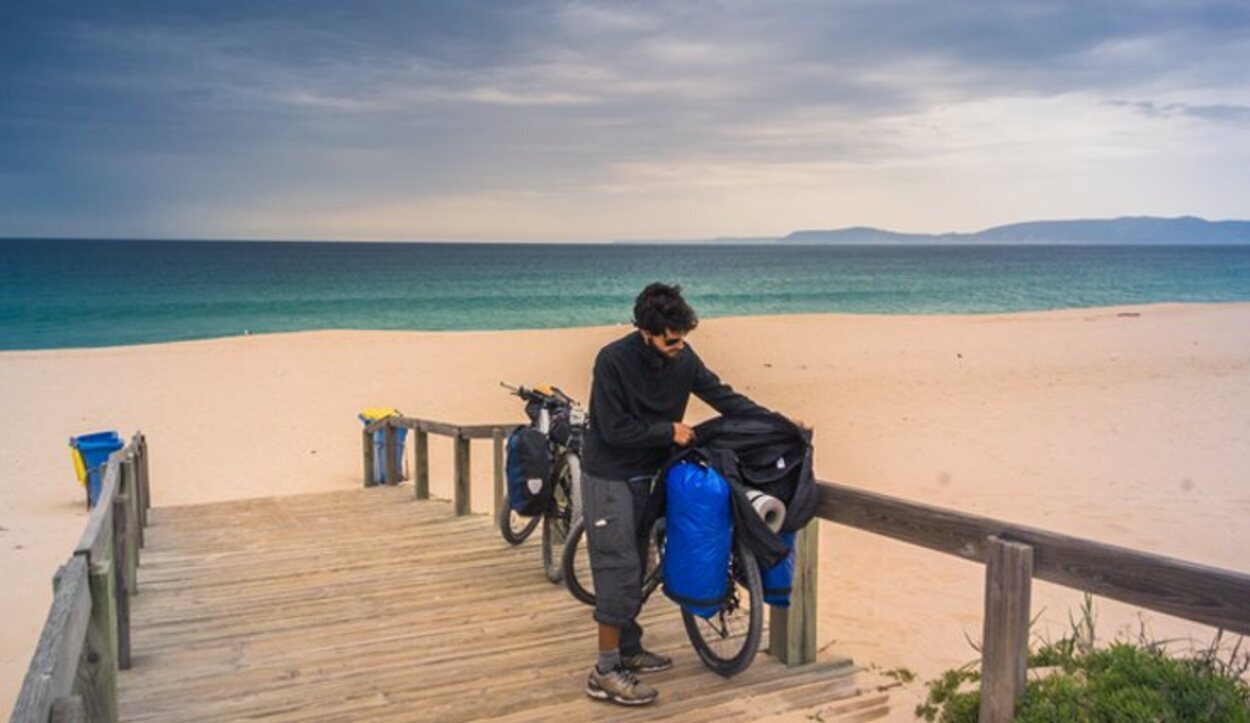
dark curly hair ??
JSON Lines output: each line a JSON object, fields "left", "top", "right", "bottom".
{"left": 633, "top": 283, "right": 698, "bottom": 335}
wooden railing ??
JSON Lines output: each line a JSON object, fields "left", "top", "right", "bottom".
{"left": 10, "top": 434, "right": 151, "bottom": 723}
{"left": 815, "top": 482, "right": 1250, "bottom": 721}
{"left": 365, "top": 414, "right": 1250, "bottom": 723}
{"left": 362, "top": 416, "right": 517, "bottom": 517}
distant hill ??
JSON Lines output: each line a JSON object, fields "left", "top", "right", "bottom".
{"left": 779, "top": 216, "right": 1250, "bottom": 245}
{"left": 612, "top": 216, "right": 1250, "bottom": 245}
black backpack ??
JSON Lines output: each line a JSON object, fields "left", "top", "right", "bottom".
{"left": 505, "top": 427, "right": 553, "bottom": 516}
{"left": 692, "top": 412, "right": 816, "bottom": 531}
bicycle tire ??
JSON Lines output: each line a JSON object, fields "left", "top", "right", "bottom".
{"left": 498, "top": 492, "right": 541, "bottom": 546}
{"left": 542, "top": 459, "right": 574, "bottom": 582}
{"left": 561, "top": 517, "right": 595, "bottom": 605}
{"left": 680, "top": 538, "right": 764, "bottom": 677}
{"left": 561, "top": 516, "right": 664, "bottom": 607}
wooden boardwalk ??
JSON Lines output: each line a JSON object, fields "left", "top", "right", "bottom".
{"left": 116, "top": 486, "right": 889, "bottom": 722}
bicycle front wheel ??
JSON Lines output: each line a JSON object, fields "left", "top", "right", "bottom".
{"left": 542, "top": 459, "right": 575, "bottom": 583}
{"left": 680, "top": 538, "right": 764, "bottom": 677}
{"left": 498, "top": 493, "right": 541, "bottom": 545}
{"left": 562, "top": 516, "right": 664, "bottom": 607}
{"left": 561, "top": 517, "right": 596, "bottom": 605}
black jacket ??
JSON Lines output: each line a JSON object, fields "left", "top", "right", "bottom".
{"left": 582, "top": 332, "right": 765, "bottom": 478}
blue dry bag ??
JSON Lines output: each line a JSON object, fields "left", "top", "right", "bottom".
{"left": 762, "top": 530, "right": 797, "bottom": 607}
{"left": 662, "top": 460, "right": 733, "bottom": 618}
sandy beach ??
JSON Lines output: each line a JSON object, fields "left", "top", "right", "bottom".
{"left": 2, "top": 303, "right": 1248, "bottom": 716}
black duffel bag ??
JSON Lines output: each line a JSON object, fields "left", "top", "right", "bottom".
{"left": 506, "top": 426, "right": 553, "bottom": 516}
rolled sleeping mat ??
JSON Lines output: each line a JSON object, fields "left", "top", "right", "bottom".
{"left": 745, "top": 489, "right": 786, "bottom": 533}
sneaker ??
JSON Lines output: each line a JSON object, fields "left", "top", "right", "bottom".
{"left": 586, "top": 664, "right": 659, "bottom": 706}
{"left": 621, "top": 649, "right": 674, "bottom": 673}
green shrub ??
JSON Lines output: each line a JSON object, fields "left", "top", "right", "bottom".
{"left": 915, "top": 597, "right": 1250, "bottom": 722}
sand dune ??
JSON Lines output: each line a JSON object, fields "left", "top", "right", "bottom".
{"left": 3, "top": 303, "right": 1248, "bottom": 715}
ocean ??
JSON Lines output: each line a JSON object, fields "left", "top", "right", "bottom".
{"left": 2, "top": 239, "right": 1249, "bottom": 350}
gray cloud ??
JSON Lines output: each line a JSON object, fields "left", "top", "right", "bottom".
{"left": 1109, "top": 100, "right": 1250, "bottom": 124}
{"left": 2, "top": 1, "right": 1248, "bottom": 238}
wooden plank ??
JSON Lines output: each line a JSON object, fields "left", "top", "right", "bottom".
{"left": 10, "top": 556, "right": 91, "bottom": 723}
{"left": 978, "top": 536, "right": 1033, "bottom": 723}
{"left": 453, "top": 435, "right": 471, "bottom": 516}
{"left": 383, "top": 425, "right": 399, "bottom": 485}
{"left": 460, "top": 423, "right": 520, "bottom": 440}
{"left": 419, "top": 420, "right": 461, "bottom": 438}
{"left": 492, "top": 428, "right": 505, "bottom": 517}
{"left": 75, "top": 473, "right": 116, "bottom": 564}
{"left": 415, "top": 431, "right": 430, "bottom": 500}
{"left": 385, "top": 419, "right": 513, "bottom": 439}
{"left": 76, "top": 558, "right": 119, "bottom": 723}
{"left": 769, "top": 520, "right": 819, "bottom": 666}
{"left": 112, "top": 496, "right": 132, "bottom": 671}
{"left": 362, "top": 429, "right": 376, "bottom": 488}
{"left": 817, "top": 481, "right": 1250, "bottom": 634}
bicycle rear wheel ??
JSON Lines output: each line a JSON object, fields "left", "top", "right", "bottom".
{"left": 498, "top": 493, "right": 541, "bottom": 545}
{"left": 680, "top": 538, "right": 764, "bottom": 677}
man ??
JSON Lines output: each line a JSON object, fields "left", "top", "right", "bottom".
{"left": 580, "top": 282, "right": 769, "bottom": 706}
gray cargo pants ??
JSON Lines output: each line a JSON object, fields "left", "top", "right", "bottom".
{"left": 581, "top": 469, "right": 652, "bottom": 656}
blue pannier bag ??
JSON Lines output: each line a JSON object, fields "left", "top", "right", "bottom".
{"left": 762, "top": 530, "right": 797, "bottom": 607}
{"left": 506, "top": 427, "right": 552, "bottom": 516}
{"left": 662, "top": 460, "right": 732, "bottom": 618}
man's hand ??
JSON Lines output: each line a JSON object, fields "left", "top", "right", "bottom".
{"left": 672, "top": 422, "right": 697, "bottom": 446}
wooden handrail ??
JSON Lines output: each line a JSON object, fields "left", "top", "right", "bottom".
{"left": 816, "top": 481, "right": 1250, "bottom": 635}
{"left": 11, "top": 433, "right": 151, "bottom": 723}
{"left": 361, "top": 416, "right": 519, "bottom": 516}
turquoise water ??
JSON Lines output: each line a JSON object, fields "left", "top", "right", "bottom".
{"left": 2, "top": 239, "right": 1249, "bottom": 350}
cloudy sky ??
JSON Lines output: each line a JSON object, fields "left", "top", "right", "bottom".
{"left": 2, "top": 1, "right": 1248, "bottom": 241}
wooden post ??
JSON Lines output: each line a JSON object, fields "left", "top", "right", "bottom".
{"left": 769, "top": 520, "right": 820, "bottom": 666}
{"left": 123, "top": 454, "right": 143, "bottom": 551}
{"left": 121, "top": 463, "right": 140, "bottom": 594}
{"left": 383, "top": 424, "right": 399, "bottom": 485}
{"left": 415, "top": 430, "right": 430, "bottom": 500}
{"left": 13, "top": 557, "right": 91, "bottom": 723}
{"left": 362, "top": 428, "right": 376, "bottom": 488}
{"left": 979, "top": 536, "right": 1034, "bottom": 723}
{"left": 454, "top": 434, "right": 471, "bottom": 516}
{"left": 137, "top": 434, "right": 151, "bottom": 525}
{"left": 110, "top": 497, "right": 131, "bottom": 671}
{"left": 492, "top": 428, "right": 505, "bottom": 517}
{"left": 78, "top": 558, "right": 118, "bottom": 723}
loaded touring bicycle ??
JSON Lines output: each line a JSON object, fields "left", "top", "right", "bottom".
{"left": 498, "top": 383, "right": 585, "bottom": 582}
{"left": 562, "top": 412, "right": 814, "bottom": 678}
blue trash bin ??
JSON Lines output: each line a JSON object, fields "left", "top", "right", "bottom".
{"left": 358, "top": 409, "right": 407, "bottom": 484}
{"left": 70, "top": 431, "right": 124, "bottom": 507}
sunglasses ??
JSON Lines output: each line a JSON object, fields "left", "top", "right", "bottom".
{"left": 657, "top": 334, "right": 685, "bottom": 347}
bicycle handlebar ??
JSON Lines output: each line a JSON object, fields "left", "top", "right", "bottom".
{"left": 499, "top": 381, "right": 577, "bottom": 408}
